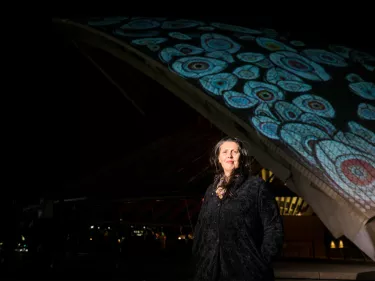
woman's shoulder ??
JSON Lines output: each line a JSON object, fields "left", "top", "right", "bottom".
{"left": 242, "top": 174, "right": 264, "bottom": 187}
{"left": 239, "top": 174, "right": 266, "bottom": 195}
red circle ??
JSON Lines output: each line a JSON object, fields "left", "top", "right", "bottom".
{"left": 308, "top": 101, "right": 326, "bottom": 111}
{"left": 287, "top": 59, "right": 309, "bottom": 70}
{"left": 341, "top": 158, "right": 375, "bottom": 186}
{"left": 256, "top": 90, "right": 274, "bottom": 101}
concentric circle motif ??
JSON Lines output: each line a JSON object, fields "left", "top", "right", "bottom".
{"left": 244, "top": 81, "right": 284, "bottom": 104}
{"left": 201, "top": 33, "right": 241, "bottom": 54}
{"left": 211, "top": 22, "right": 262, "bottom": 34}
{"left": 270, "top": 51, "right": 331, "bottom": 81}
{"left": 171, "top": 56, "right": 228, "bottom": 78}
{"left": 256, "top": 37, "right": 296, "bottom": 52}
{"left": 293, "top": 94, "right": 335, "bottom": 118}
{"left": 337, "top": 155, "right": 375, "bottom": 188}
{"left": 302, "top": 49, "right": 348, "bottom": 67}
{"left": 120, "top": 19, "right": 160, "bottom": 29}
{"left": 315, "top": 140, "right": 375, "bottom": 210}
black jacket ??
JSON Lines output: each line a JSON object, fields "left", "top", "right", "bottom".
{"left": 192, "top": 174, "right": 284, "bottom": 281}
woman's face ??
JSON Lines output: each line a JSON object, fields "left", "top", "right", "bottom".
{"left": 218, "top": 141, "right": 240, "bottom": 174}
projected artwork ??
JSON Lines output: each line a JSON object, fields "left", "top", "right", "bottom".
{"left": 290, "top": 40, "right": 305, "bottom": 47}
{"left": 200, "top": 73, "right": 238, "bottom": 96}
{"left": 223, "top": 91, "right": 258, "bottom": 109}
{"left": 280, "top": 123, "right": 330, "bottom": 164}
{"left": 329, "top": 45, "right": 351, "bottom": 58}
{"left": 302, "top": 49, "right": 348, "bottom": 67}
{"left": 349, "top": 82, "right": 375, "bottom": 100}
{"left": 270, "top": 51, "right": 331, "bottom": 81}
{"left": 251, "top": 116, "right": 280, "bottom": 140}
{"left": 292, "top": 94, "right": 335, "bottom": 118}
{"left": 205, "top": 51, "right": 235, "bottom": 63}
{"left": 162, "top": 20, "right": 203, "bottom": 29}
{"left": 159, "top": 44, "right": 204, "bottom": 63}
{"left": 315, "top": 140, "right": 375, "bottom": 210}
{"left": 114, "top": 29, "right": 159, "bottom": 37}
{"left": 274, "top": 101, "right": 302, "bottom": 121}
{"left": 266, "top": 67, "right": 302, "bottom": 84}
{"left": 244, "top": 81, "right": 284, "bottom": 104}
{"left": 237, "top": 52, "right": 265, "bottom": 63}
{"left": 277, "top": 81, "right": 312, "bottom": 92}
{"left": 233, "top": 65, "right": 260, "bottom": 80}
{"left": 83, "top": 16, "right": 375, "bottom": 213}
{"left": 254, "top": 58, "right": 273, "bottom": 69}
{"left": 346, "top": 73, "right": 363, "bottom": 83}
{"left": 169, "top": 32, "right": 192, "bottom": 40}
{"left": 256, "top": 37, "right": 296, "bottom": 52}
{"left": 120, "top": 19, "right": 160, "bottom": 29}
{"left": 171, "top": 56, "right": 228, "bottom": 78}
{"left": 358, "top": 103, "right": 375, "bottom": 120}
{"left": 299, "top": 113, "right": 336, "bottom": 136}
{"left": 201, "top": 33, "right": 241, "bottom": 53}
{"left": 132, "top": 38, "right": 167, "bottom": 45}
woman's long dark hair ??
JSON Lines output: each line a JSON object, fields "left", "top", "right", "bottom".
{"left": 210, "top": 136, "right": 252, "bottom": 191}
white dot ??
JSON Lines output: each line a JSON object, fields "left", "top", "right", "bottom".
{"left": 360, "top": 208, "right": 366, "bottom": 212}
{"left": 365, "top": 205, "right": 371, "bottom": 210}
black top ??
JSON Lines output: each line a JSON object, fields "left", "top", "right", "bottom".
{"left": 192, "top": 174, "right": 284, "bottom": 281}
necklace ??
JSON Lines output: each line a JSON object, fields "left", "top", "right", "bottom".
{"left": 215, "top": 177, "right": 227, "bottom": 199}
{"left": 215, "top": 186, "right": 226, "bottom": 199}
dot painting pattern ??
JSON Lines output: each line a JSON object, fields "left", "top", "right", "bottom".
{"left": 84, "top": 16, "right": 375, "bottom": 214}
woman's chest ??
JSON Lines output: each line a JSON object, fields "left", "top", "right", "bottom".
{"left": 204, "top": 187, "right": 259, "bottom": 225}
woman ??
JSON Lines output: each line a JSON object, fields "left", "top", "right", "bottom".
{"left": 192, "top": 137, "right": 284, "bottom": 281}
